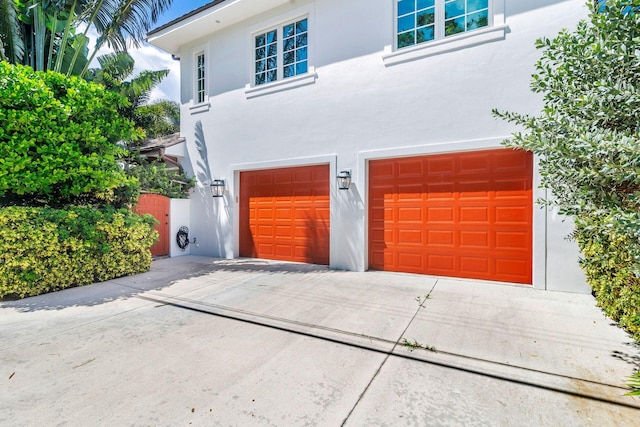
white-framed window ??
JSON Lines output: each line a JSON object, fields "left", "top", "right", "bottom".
{"left": 396, "top": 0, "right": 490, "bottom": 49}
{"left": 195, "top": 51, "right": 206, "bottom": 104}
{"left": 253, "top": 17, "right": 309, "bottom": 86}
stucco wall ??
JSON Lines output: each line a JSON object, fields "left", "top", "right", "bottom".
{"left": 171, "top": 0, "right": 590, "bottom": 292}
{"left": 169, "top": 198, "right": 192, "bottom": 257}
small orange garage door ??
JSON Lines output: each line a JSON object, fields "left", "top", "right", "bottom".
{"left": 369, "top": 149, "right": 532, "bottom": 284}
{"left": 240, "top": 165, "right": 330, "bottom": 265}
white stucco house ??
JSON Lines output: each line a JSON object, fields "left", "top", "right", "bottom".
{"left": 148, "top": 0, "right": 591, "bottom": 293}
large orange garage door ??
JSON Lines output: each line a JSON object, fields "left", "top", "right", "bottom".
{"left": 369, "top": 149, "right": 533, "bottom": 284}
{"left": 240, "top": 165, "right": 330, "bottom": 265}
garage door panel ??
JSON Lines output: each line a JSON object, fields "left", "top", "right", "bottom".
{"left": 495, "top": 151, "right": 530, "bottom": 171}
{"left": 397, "top": 159, "right": 424, "bottom": 177}
{"left": 258, "top": 243, "right": 273, "bottom": 255}
{"left": 369, "top": 149, "right": 532, "bottom": 284}
{"left": 460, "top": 256, "right": 490, "bottom": 274}
{"left": 397, "top": 229, "right": 423, "bottom": 245}
{"left": 459, "top": 206, "right": 490, "bottom": 223}
{"left": 397, "top": 251, "right": 424, "bottom": 269}
{"left": 426, "top": 182, "right": 455, "bottom": 197}
{"left": 427, "top": 254, "right": 455, "bottom": 271}
{"left": 275, "top": 244, "right": 293, "bottom": 257}
{"left": 427, "top": 207, "right": 454, "bottom": 222}
{"left": 427, "top": 158, "right": 455, "bottom": 174}
{"left": 495, "top": 258, "right": 530, "bottom": 280}
{"left": 495, "top": 231, "right": 529, "bottom": 250}
{"left": 396, "top": 185, "right": 424, "bottom": 201}
{"left": 398, "top": 207, "right": 422, "bottom": 222}
{"left": 459, "top": 153, "right": 491, "bottom": 174}
{"left": 459, "top": 231, "right": 490, "bottom": 247}
{"left": 493, "top": 178, "right": 532, "bottom": 194}
{"left": 240, "top": 165, "right": 329, "bottom": 265}
{"left": 275, "top": 208, "right": 292, "bottom": 220}
{"left": 256, "top": 173, "right": 274, "bottom": 186}
{"left": 427, "top": 230, "right": 455, "bottom": 246}
{"left": 495, "top": 206, "right": 529, "bottom": 223}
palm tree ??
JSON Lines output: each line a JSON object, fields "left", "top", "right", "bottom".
{"left": 86, "top": 51, "right": 170, "bottom": 128}
{"left": 70, "top": 0, "right": 174, "bottom": 77}
{"left": 0, "top": 0, "right": 173, "bottom": 77}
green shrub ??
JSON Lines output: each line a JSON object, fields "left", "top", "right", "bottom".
{"left": 574, "top": 213, "right": 640, "bottom": 341}
{"left": 0, "top": 206, "right": 158, "bottom": 299}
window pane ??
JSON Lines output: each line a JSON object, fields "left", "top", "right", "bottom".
{"left": 445, "top": 0, "right": 465, "bottom": 19}
{"left": 417, "top": 0, "right": 435, "bottom": 9}
{"left": 267, "top": 30, "right": 277, "bottom": 43}
{"left": 284, "top": 51, "right": 295, "bottom": 65}
{"left": 255, "top": 34, "right": 266, "bottom": 47}
{"left": 296, "top": 61, "right": 307, "bottom": 75}
{"left": 256, "top": 47, "right": 266, "bottom": 60}
{"left": 468, "top": 0, "right": 488, "bottom": 13}
{"left": 296, "top": 47, "right": 308, "bottom": 62}
{"left": 255, "top": 60, "right": 265, "bottom": 73}
{"left": 284, "top": 65, "right": 295, "bottom": 78}
{"left": 266, "top": 70, "right": 277, "bottom": 82}
{"left": 284, "top": 37, "right": 295, "bottom": 52}
{"left": 296, "top": 33, "right": 308, "bottom": 48}
{"left": 283, "top": 24, "right": 294, "bottom": 38}
{"left": 398, "top": 14, "right": 415, "bottom": 33}
{"left": 267, "top": 56, "right": 277, "bottom": 70}
{"left": 416, "top": 10, "right": 434, "bottom": 27}
{"left": 256, "top": 73, "right": 265, "bottom": 85}
{"left": 445, "top": 17, "right": 465, "bottom": 36}
{"left": 267, "top": 43, "right": 278, "bottom": 57}
{"left": 416, "top": 26, "right": 434, "bottom": 43}
{"left": 397, "top": 31, "right": 415, "bottom": 48}
{"left": 296, "top": 19, "right": 308, "bottom": 34}
{"left": 398, "top": 0, "right": 415, "bottom": 16}
{"left": 467, "top": 10, "right": 488, "bottom": 30}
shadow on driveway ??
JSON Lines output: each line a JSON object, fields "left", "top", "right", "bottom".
{"left": 0, "top": 256, "right": 329, "bottom": 313}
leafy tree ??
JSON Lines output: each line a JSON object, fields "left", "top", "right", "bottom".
{"left": 0, "top": 62, "right": 142, "bottom": 207}
{"left": 128, "top": 160, "right": 193, "bottom": 199}
{"left": 493, "top": 0, "right": 640, "bottom": 390}
{"left": 136, "top": 99, "right": 180, "bottom": 138}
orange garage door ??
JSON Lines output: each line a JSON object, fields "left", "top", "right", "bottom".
{"left": 240, "top": 165, "right": 330, "bottom": 265}
{"left": 369, "top": 149, "right": 532, "bottom": 284}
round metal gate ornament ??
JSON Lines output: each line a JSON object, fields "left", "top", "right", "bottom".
{"left": 176, "top": 226, "right": 190, "bottom": 251}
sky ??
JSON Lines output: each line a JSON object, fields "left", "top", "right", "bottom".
{"left": 93, "top": 1, "right": 213, "bottom": 103}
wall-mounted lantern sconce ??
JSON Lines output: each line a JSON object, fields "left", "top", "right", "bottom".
{"left": 337, "top": 170, "right": 351, "bottom": 190}
{"left": 210, "top": 179, "right": 226, "bottom": 198}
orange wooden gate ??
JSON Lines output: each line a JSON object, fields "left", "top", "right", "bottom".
{"left": 135, "top": 194, "right": 170, "bottom": 257}
{"left": 369, "top": 149, "right": 533, "bottom": 284}
{"left": 239, "top": 165, "right": 330, "bottom": 265}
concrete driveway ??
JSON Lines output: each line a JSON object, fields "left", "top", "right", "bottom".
{"left": 1, "top": 256, "right": 639, "bottom": 426}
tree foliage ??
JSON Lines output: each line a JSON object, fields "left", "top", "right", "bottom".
{"left": 129, "top": 160, "right": 193, "bottom": 199}
{"left": 85, "top": 51, "right": 170, "bottom": 131}
{"left": 0, "top": 0, "right": 173, "bottom": 77}
{"left": 0, "top": 62, "right": 142, "bottom": 207}
{"left": 493, "top": 0, "right": 640, "bottom": 345}
{"left": 136, "top": 99, "right": 179, "bottom": 138}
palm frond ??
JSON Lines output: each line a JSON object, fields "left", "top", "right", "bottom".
{"left": 101, "top": 0, "right": 174, "bottom": 51}
{"left": 122, "top": 68, "right": 169, "bottom": 107}
{"left": 0, "top": 0, "right": 25, "bottom": 63}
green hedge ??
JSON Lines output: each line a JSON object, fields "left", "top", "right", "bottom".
{"left": 0, "top": 206, "right": 158, "bottom": 299}
{"left": 574, "top": 213, "right": 640, "bottom": 341}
